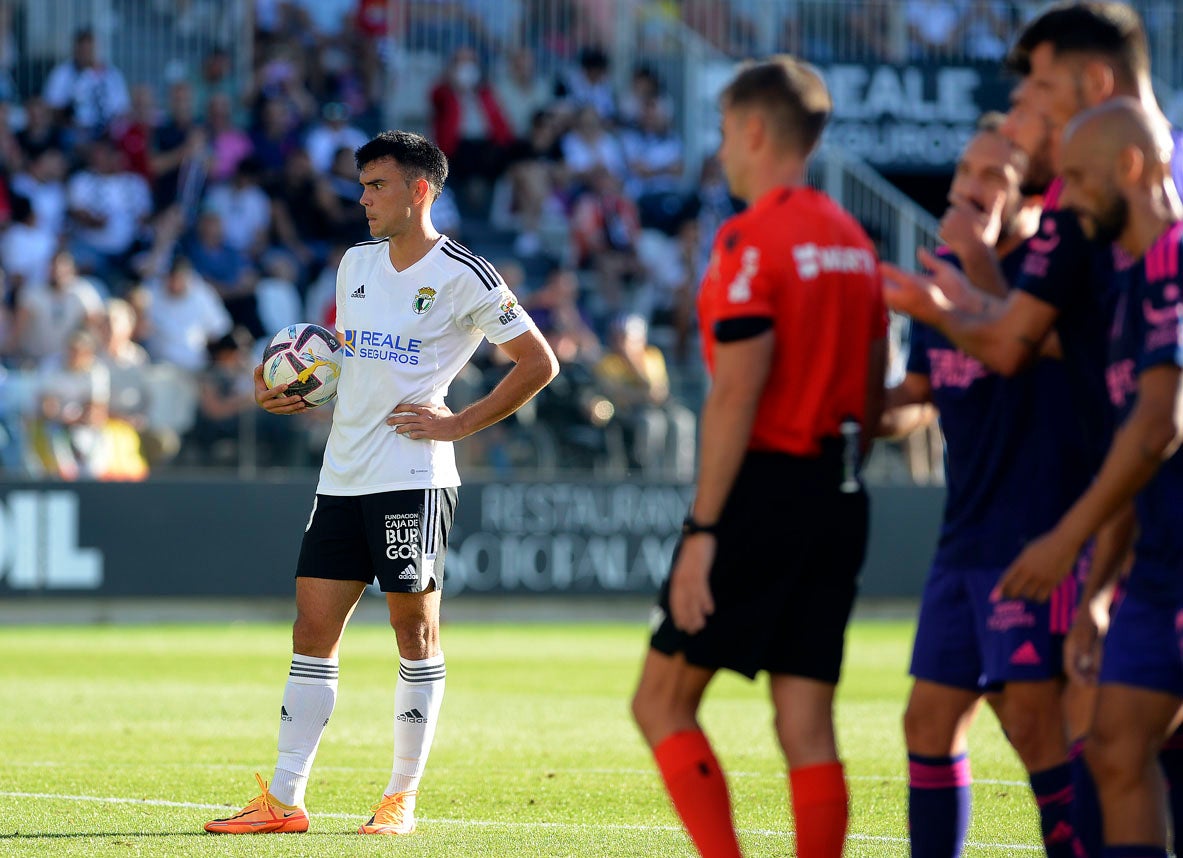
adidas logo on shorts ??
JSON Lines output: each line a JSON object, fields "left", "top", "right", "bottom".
{"left": 398, "top": 563, "right": 418, "bottom": 580}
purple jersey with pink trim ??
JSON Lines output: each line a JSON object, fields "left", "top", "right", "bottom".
{"left": 1106, "top": 221, "right": 1183, "bottom": 601}
{"left": 908, "top": 249, "right": 1095, "bottom": 570}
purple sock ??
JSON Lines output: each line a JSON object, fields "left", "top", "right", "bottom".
{"left": 1069, "top": 738, "right": 1103, "bottom": 858}
{"left": 908, "top": 752, "right": 971, "bottom": 858}
{"left": 1029, "top": 761, "right": 1080, "bottom": 858}
{"left": 1100, "top": 848, "right": 1167, "bottom": 858}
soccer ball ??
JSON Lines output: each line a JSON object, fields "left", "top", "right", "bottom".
{"left": 261, "top": 323, "right": 342, "bottom": 407}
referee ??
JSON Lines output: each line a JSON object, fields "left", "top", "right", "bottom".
{"left": 630, "top": 57, "right": 887, "bottom": 858}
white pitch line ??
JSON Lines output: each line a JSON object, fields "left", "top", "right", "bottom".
{"left": 2, "top": 760, "right": 1032, "bottom": 788}
{"left": 0, "top": 789, "right": 1042, "bottom": 851}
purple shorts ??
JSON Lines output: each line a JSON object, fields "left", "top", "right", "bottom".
{"left": 1098, "top": 588, "right": 1183, "bottom": 698}
{"left": 909, "top": 563, "right": 1074, "bottom": 691}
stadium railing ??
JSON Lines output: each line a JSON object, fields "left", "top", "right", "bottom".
{"left": 5, "top": 0, "right": 252, "bottom": 105}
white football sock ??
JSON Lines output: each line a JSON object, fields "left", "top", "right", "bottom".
{"left": 271, "top": 654, "right": 338, "bottom": 807}
{"left": 384, "top": 654, "right": 446, "bottom": 796}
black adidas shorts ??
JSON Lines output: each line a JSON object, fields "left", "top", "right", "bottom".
{"left": 649, "top": 449, "right": 868, "bottom": 683}
{"left": 295, "top": 488, "right": 458, "bottom": 593}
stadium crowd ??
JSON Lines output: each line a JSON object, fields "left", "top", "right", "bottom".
{"left": 0, "top": 0, "right": 1080, "bottom": 482}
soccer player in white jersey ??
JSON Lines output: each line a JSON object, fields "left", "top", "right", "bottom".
{"left": 205, "top": 131, "right": 558, "bottom": 837}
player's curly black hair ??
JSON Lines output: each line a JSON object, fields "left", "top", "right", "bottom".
{"left": 354, "top": 130, "right": 449, "bottom": 200}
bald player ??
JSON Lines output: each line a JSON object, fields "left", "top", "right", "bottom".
{"left": 1000, "top": 98, "right": 1183, "bottom": 858}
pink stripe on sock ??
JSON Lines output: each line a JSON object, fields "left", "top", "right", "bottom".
{"left": 910, "top": 758, "right": 972, "bottom": 790}
{"left": 1167, "top": 222, "right": 1183, "bottom": 278}
{"left": 1068, "top": 737, "right": 1085, "bottom": 760}
{"left": 1035, "top": 785, "right": 1073, "bottom": 808}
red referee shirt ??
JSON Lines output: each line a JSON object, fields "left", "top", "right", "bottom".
{"left": 698, "top": 186, "right": 887, "bottom": 456}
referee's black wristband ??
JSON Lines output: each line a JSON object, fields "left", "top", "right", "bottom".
{"left": 681, "top": 515, "right": 718, "bottom": 537}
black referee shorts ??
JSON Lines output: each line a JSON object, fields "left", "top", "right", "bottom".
{"left": 295, "top": 488, "right": 457, "bottom": 594}
{"left": 650, "top": 449, "right": 869, "bottom": 682}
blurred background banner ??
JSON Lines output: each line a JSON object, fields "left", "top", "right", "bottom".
{"left": 0, "top": 479, "right": 942, "bottom": 598}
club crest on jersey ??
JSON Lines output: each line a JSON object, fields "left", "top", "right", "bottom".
{"left": 412, "top": 286, "right": 437, "bottom": 315}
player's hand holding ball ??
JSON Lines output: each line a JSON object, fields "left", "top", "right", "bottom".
{"left": 254, "top": 364, "right": 306, "bottom": 414}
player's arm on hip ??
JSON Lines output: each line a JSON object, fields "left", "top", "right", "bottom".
{"left": 688, "top": 329, "right": 774, "bottom": 525}
{"left": 423, "top": 327, "right": 559, "bottom": 441}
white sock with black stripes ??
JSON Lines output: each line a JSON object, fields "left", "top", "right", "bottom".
{"left": 384, "top": 653, "right": 446, "bottom": 796}
{"left": 270, "top": 654, "right": 339, "bottom": 807}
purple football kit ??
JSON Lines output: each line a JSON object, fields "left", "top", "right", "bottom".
{"left": 908, "top": 236, "right": 1099, "bottom": 691}
{"left": 1097, "top": 221, "right": 1183, "bottom": 697}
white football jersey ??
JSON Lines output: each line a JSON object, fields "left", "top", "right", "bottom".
{"left": 317, "top": 235, "right": 534, "bottom": 495}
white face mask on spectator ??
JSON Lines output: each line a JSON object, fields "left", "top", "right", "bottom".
{"left": 454, "top": 62, "right": 480, "bottom": 90}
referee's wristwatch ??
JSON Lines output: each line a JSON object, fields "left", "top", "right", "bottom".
{"left": 681, "top": 515, "right": 718, "bottom": 537}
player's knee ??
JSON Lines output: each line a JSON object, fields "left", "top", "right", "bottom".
{"left": 774, "top": 708, "right": 836, "bottom": 763}
{"left": 998, "top": 705, "right": 1056, "bottom": 763}
{"left": 902, "top": 697, "right": 952, "bottom": 751}
{"left": 391, "top": 619, "right": 437, "bottom": 660}
{"left": 1084, "top": 723, "right": 1152, "bottom": 789}
{"left": 291, "top": 613, "right": 343, "bottom": 656}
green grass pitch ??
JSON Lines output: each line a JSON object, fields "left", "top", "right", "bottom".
{"left": 0, "top": 618, "right": 1044, "bottom": 856}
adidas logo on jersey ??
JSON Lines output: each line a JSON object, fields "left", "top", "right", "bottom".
{"left": 351, "top": 284, "right": 366, "bottom": 299}
{"left": 396, "top": 708, "right": 428, "bottom": 723}
{"left": 398, "top": 563, "right": 418, "bottom": 580}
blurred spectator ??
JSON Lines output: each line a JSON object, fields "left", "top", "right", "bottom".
{"left": 430, "top": 47, "right": 514, "bottom": 208}
{"left": 16, "top": 96, "right": 68, "bottom": 162}
{"left": 622, "top": 96, "right": 685, "bottom": 233}
{"left": 255, "top": 252, "right": 303, "bottom": 335}
{"left": 493, "top": 109, "right": 569, "bottom": 257}
{"left": 31, "top": 329, "right": 147, "bottom": 481}
{"left": 151, "top": 81, "right": 208, "bottom": 213}
{"left": 144, "top": 257, "right": 233, "bottom": 371}
{"left": 305, "top": 100, "right": 368, "bottom": 174}
{"left": 66, "top": 138, "right": 152, "bottom": 286}
{"left": 112, "top": 84, "right": 161, "bottom": 182}
{"left": 251, "top": 95, "right": 305, "bottom": 178}
{"left": 526, "top": 266, "right": 602, "bottom": 364}
{"left": 10, "top": 251, "right": 105, "bottom": 367}
{"left": 99, "top": 297, "right": 179, "bottom": 467}
{"left": 560, "top": 105, "right": 627, "bottom": 188}
{"left": 184, "top": 329, "right": 303, "bottom": 467}
{"left": 184, "top": 208, "right": 263, "bottom": 338}
{"left": 846, "top": 3, "right": 904, "bottom": 62}
{"left": 570, "top": 166, "right": 644, "bottom": 319}
{"left": 267, "top": 149, "right": 335, "bottom": 271}
{"left": 555, "top": 46, "right": 616, "bottom": 122}
{"left": 635, "top": 215, "right": 701, "bottom": 362}
{"left": 595, "top": 313, "right": 695, "bottom": 479}
{"left": 0, "top": 195, "right": 55, "bottom": 292}
{"left": 248, "top": 50, "right": 317, "bottom": 130}
{"left": 193, "top": 46, "right": 238, "bottom": 121}
{"left": 688, "top": 155, "right": 741, "bottom": 270}
{"left": 204, "top": 156, "right": 271, "bottom": 258}
{"left": 43, "top": 29, "right": 131, "bottom": 139}
{"left": 0, "top": 102, "right": 22, "bottom": 172}
{"left": 0, "top": 2, "right": 17, "bottom": 105}
{"left": 618, "top": 65, "right": 674, "bottom": 131}
{"left": 324, "top": 145, "right": 371, "bottom": 244}
{"left": 12, "top": 149, "right": 68, "bottom": 247}
{"left": 962, "top": 0, "right": 1013, "bottom": 61}
{"left": 905, "top": 0, "right": 968, "bottom": 58}
{"left": 208, "top": 92, "right": 254, "bottom": 183}
{"left": 493, "top": 48, "right": 554, "bottom": 139}
{"left": 304, "top": 243, "right": 347, "bottom": 329}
